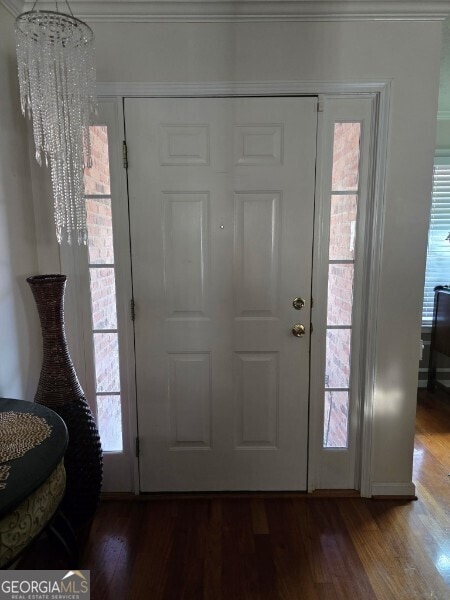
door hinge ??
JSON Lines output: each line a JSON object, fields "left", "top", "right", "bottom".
{"left": 130, "top": 298, "right": 136, "bottom": 322}
{"left": 123, "top": 140, "right": 128, "bottom": 169}
{"left": 135, "top": 436, "right": 140, "bottom": 458}
{"left": 317, "top": 99, "right": 324, "bottom": 113}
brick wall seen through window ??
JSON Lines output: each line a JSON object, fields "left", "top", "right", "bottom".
{"left": 84, "top": 126, "right": 123, "bottom": 452}
{"left": 324, "top": 123, "right": 361, "bottom": 448}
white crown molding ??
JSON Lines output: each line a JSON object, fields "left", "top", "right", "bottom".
{"left": 96, "top": 79, "right": 390, "bottom": 97}
{"left": 2, "top": 1, "right": 450, "bottom": 22}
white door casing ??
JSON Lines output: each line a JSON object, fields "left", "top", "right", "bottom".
{"left": 125, "top": 96, "right": 318, "bottom": 492}
{"left": 310, "top": 95, "right": 377, "bottom": 491}
{"left": 60, "top": 87, "right": 385, "bottom": 496}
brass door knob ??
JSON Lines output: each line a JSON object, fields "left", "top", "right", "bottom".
{"left": 293, "top": 297, "right": 305, "bottom": 310}
{"left": 292, "top": 324, "right": 306, "bottom": 337}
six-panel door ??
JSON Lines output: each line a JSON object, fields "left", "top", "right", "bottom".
{"left": 125, "top": 97, "right": 318, "bottom": 491}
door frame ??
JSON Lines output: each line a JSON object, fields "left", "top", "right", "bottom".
{"left": 309, "top": 94, "right": 384, "bottom": 492}
{"left": 63, "top": 80, "right": 390, "bottom": 497}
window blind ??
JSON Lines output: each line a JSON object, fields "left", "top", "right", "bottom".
{"left": 423, "top": 159, "right": 450, "bottom": 323}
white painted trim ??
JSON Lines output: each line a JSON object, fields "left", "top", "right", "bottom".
{"left": 307, "top": 100, "right": 324, "bottom": 494}
{"left": 97, "top": 79, "right": 388, "bottom": 495}
{"left": 5, "top": 0, "right": 450, "bottom": 22}
{"left": 102, "top": 98, "right": 139, "bottom": 494}
{"left": 60, "top": 98, "right": 139, "bottom": 493}
{"left": 96, "top": 80, "right": 391, "bottom": 98}
{"left": 59, "top": 79, "right": 389, "bottom": 493}
{"left": 359, "top": 83, "right": 391, "bottom": 498}
{"left": 309, "top": 94, "right": 383, "bottom": 494}
{"left": 371, "top": 482, "right": 416, "bottom": 497}
{"left": 105, "top": 79, "right": 389, "bottom": 495}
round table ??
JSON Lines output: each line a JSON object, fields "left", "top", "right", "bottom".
{"left": 0, "top": 398, "right": 68, "bottom": 567}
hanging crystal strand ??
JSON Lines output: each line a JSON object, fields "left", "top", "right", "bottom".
{"left": 41, "top": 19, "right": 54, "bottom": 162}
{"left": 77, "top": 23, "right": 90, "bottom": 245}
{"left": 15, "top": 8, "right": 97, "bottom": 245}
{"left": 65, "top": 20, "right": 88, "bottom": 243}
{"left": 28, "top": 30, "right": 44, "bottom": 165}
{"left": 68, "top": 43, "right": 83, "bottom": 243}
{"left": 50, "top": 156, "right": 62, "bottom": 244}
{"left": 55, "top": 40, "right": 70, "bottom": 242}
{"left": 60, "top": 44, "right": 72, "bottom": 241}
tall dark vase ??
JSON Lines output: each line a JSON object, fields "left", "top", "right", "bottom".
{"left": 27, "top": 274, "right": 103, "bottom": 531}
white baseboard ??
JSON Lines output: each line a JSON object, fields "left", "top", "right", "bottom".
{"left": 371, "top": 482, "right": 416, "bottom": 497}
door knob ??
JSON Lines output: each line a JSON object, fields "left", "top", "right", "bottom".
{"left": 293, "top": 297, "right": 305, "bottom": 310}
{"left": 292, "top": 324, "right": 306, "bottom": 337}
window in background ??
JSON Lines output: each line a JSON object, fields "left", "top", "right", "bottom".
{"left": 422, "top": 158, "right": 450, "bottom": 325}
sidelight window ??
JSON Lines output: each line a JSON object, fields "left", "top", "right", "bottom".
{"left": 84, "top": 125, "right": 123, "bottom": 452}
{"left": 323, "top": 122, "right": 361, "bottom": 448}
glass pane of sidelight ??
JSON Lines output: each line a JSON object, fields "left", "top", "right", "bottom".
{"left": 325, "top": 329, "right": 351, "bottom": 389}
{"left": 327, "top": 264, "right": 354, "bottom": 326}
{"left": 84, "top": 125, "right": 123, "bottom": 453}
{"left": 323, "top": 391, "right": 350, "bottom": 448}
{"left": 84, "top": 125, "right": 111, "bottom": 195}
{"left": 329, "top": 195, "right": 358, "bottom": 260}
{"left": 332, "top": 123, "right": 361, "bottom": 192}
{"left": 86, "top": 197, "right": 115, "bottom": 265}
{"left": 97, "top": 394, "right": 123, "bottom": 452}
{"left": 323, "top": 121, "right": 362, "bottom": 450}
{"left": 93, "top": 332, "right": 121, "bottom": 393}
{"left": 90, "top": 268, "right": 118, "bottom": 330}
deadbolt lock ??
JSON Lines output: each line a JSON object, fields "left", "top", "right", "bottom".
{"left": 293, "top": 297, "right": 305, "bottom": 310}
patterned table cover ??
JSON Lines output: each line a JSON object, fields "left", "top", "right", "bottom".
{"left": 0, "top": 398, "right": 68, "bottom": 566}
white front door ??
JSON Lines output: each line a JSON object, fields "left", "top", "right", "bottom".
{"left": 125, "top": 97, "right": 318, "bottom": 491}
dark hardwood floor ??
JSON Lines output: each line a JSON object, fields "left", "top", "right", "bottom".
{"left": 18, "top": 388, "right": 450, "bottom": 599}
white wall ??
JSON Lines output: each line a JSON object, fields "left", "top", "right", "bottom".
{"left": 41, "top": 17, "right": 443, "bottom": 492}
{"left": 0, "top": 4, "right": 42, "bottom": 400}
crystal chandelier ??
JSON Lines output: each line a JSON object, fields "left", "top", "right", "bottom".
{"left": 15, "top": 1, "right": 97, "bottom": 244}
